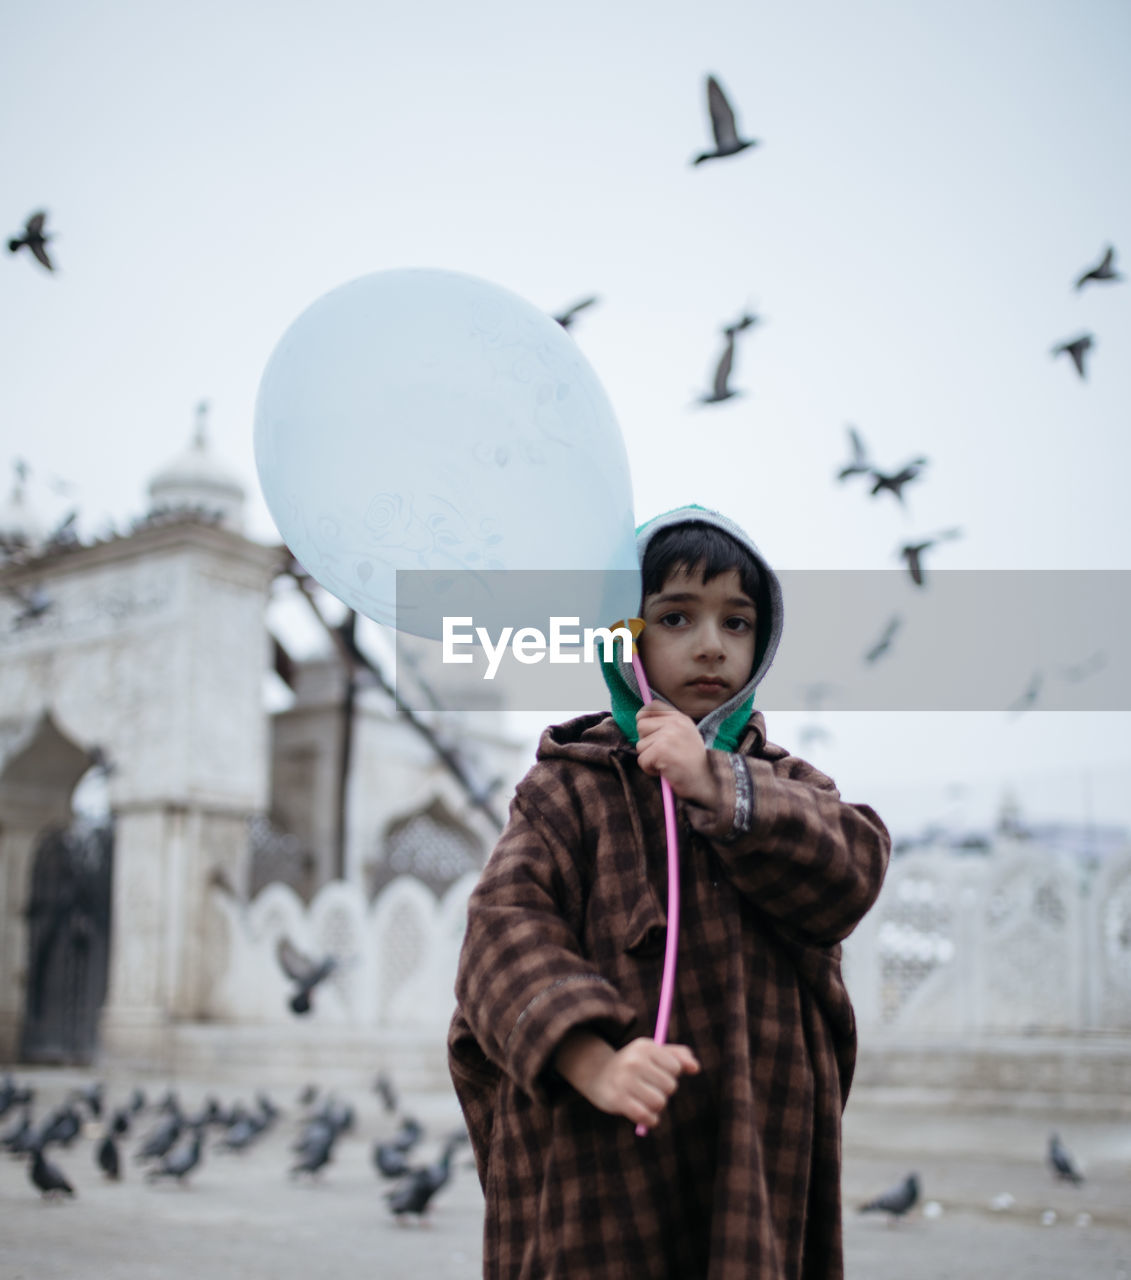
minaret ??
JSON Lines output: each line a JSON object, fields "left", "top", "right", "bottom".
{"left": 146, "top": 402, "right": 247, "bottom": 533}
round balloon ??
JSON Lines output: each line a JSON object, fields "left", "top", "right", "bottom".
{"left": 254, "top": 269, "right": 639, "bottom": 638}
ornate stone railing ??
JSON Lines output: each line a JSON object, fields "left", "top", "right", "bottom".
{"left": 842, "top": 842, "right": 1131, "bottom": 1036}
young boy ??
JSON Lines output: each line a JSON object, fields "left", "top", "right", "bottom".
{"left": 448, "top": 505, "right": 890, "bottom": 1280}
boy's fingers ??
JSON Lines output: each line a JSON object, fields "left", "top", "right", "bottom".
{"left": 666, "top": 1045, "right": 701, "bottom": 1074}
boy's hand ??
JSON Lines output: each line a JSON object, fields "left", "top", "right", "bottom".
{"left": 636, "top": 702, "right": 721, "bottom": 809}
{"left": 554, "top": 1030, "right": 701, "bottom": 1131}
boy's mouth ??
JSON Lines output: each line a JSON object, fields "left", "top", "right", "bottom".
{"left": 687, "top": 677, "right": 727, "bottom": 691}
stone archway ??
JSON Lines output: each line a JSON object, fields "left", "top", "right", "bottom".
{"left": 0, "top": 710, "right": 99, "bottom": 1060}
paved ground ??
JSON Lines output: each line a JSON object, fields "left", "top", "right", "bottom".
{"left": 1, "top": 1066, "right": 1129, "bottom": 1279}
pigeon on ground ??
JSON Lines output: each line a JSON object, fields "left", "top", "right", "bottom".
{"left": 1052, "top": 333, "right": 1093, "bottom": 379}
{"left": 390, "top": 1115, "right": 424, "bottom": 1153}
{"left": 37, "top": 1104, "right": 82, "bottom": 1149}
{"left": 864, "top": 615, "right": 902, "bottom": 664}
{"left": 7, "top": 211, "right": 55, "bottom": 271}
{"left": 859, "top": 1172, "right": 919, "bottom": 1218}
{"left": 29, "top": 1145, "right": 76, "bottom": 1198}
{"left": 386, "top": 1133, "right": 464, "bottom": 1222}
{"left": 374, "top": 1139, "right": 412, "bottom": 1179}
{"left": 1048, "top": 1133, "right": 1084, "bottom": 1184}
{"left": 96, "top": 1131, "right": 121, "bottom": 1181}
{"left": 1, "top": 1105, "right": 34, "bottom": 1152}
{"left": 692, "top": 75, "right": 758, "bottom": 165}
{"left": 836, "top": 426, "right": 873, "bottom": 481}
{"left": 146, "top": 1126, "right": 204, "bottom": 1184}
{"left": 869, "top": 459, "right": 928, "bottom": 505}
{"left": 71, "top": 1082, "right": 103, "bottom": 1119}
{"left": 276, "top": 936, "right": 339, "bottom": 1015}
{"left": 290, "top": 1123, "right": 335, "bottom": 1177}
{"left": 552, "top": 296, "right": 600, "bottom": 330}
{"left": 216, "top": 1115, "right": 258, "bottom": 1151}
{"left": 1074, "top": 245, "right": 1122, "bottom": 290}
{"left": 899, "top": 528, "right": 962, "bottom": 587}
{"left": 0, "top": 1074, "right": 32, "bottom": 1117}
{"left": 135, "top": 1111, "right": 182, "bottom": 1162}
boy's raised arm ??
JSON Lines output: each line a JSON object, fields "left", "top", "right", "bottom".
{"left": 683, "top": 749, "right": 891, "bottom": 946}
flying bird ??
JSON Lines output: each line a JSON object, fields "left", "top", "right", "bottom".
{"left": 697, "top": 314, "right": 758, "bottom": 405}
{"left": 276, "top": 936, "right": 339, "bottom": 1015}
{"left": 1074, "top": 245, "right": 1123, "bottom": 290}
{"left": 374, "top": 1072, "right": 398, "bottom": 1114}
{"left": 836, "top": 426, "right": 873, "bottom": 481}
{"left": 1059, "top": 650, "right": 1107, "bottom": 683}
{"left": 692, "top": 75, "right": 758, "bottom": 165}
{"left": 864, "top": 615, "right": 903, "bottom": 664}
{"left": 1052, "top": 333, "right": 1093, "bottom": 380}
{"left": 1048, "top": 1133, "right": 1084, "bottom": 1185}
{"left": 552, "top": 296, "right": 600, "bottom": 330}
{"left": 899, "top": 528, "right": 962, "bottom": 587}
{"left": 869, "top": 458, "right": 928, "bottom": 505}
{"left": 723, "top": 310, "right": 759, "bottom": 337}
{"left": 1008, "top": 669, "right": 1043, "bottom": 716}
{"left": 859, "top": 1172, "right": 919, "bottom": 1219}
{"left": 7, "top": 210, "right": 55, "bottom": 271}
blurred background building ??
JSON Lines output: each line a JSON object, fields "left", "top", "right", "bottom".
{"left": 0, "top": 420, "right": 524, "bottom": 1084}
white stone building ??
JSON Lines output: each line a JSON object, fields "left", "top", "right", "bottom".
{"left": 0, "top": 417, "right": 525, "bottom": 1083}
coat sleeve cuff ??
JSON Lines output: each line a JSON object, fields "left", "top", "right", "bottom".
{"left": 684, "top": 751, "right": 754, "bottom": 842}
{"left": 504, "top": 973, "right": 638, "bottom": 1104}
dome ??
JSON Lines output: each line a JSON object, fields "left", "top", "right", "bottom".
{"left": 146, "top": 402, "right": 246, "bottom": 532}
{"left": 0, "top": 461, "right": 49, "bottom": 553}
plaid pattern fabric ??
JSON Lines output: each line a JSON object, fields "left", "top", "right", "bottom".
{"left": 449, "top": 712, "right": 890, "bottom": 1279}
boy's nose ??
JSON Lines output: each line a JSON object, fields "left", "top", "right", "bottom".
{"left": 694, "top": 625, "right": 726, "bottom": 659}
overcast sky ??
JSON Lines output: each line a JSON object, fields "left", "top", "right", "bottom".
{"left": 3, "top": 0, "right": 1129, "bottom": 838}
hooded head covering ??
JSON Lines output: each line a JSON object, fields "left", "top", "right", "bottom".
{"left": 601, "top": 504, "right": 783, "bottom": 750}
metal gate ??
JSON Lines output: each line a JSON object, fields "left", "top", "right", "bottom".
{"left": 19, "top": 822, "right": 113, "bottom": 1064}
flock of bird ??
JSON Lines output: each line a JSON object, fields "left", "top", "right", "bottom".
{"left": 0, "top": 1068, "right": 468, "bottom": 1222}
{"left": 7, "top": 72, "right": 1122, "bottom": 666}
{"left": 5, "top": 1063, "right": 1100, "bottom": 1239}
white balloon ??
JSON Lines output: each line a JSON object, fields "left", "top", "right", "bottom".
{"left": 255, "top": 269, "right": 639, "bottom": 637}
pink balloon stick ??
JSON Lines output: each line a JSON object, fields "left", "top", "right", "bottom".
{"left": 630, "top": 648, "right": 681, "bottom": 1138}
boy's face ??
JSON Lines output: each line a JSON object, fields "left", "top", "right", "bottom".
{"left": 637, "top": 562, "right": 757, "bottom": 721}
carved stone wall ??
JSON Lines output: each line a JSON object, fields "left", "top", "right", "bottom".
{"left": 843, "top": 841, "right": 1131, "bottom": 1036}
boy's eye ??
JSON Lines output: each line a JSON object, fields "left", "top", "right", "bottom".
{"left": 659, "top": 611, "right": 686, "bottom": 627}
{"left": 726, "top": 616, "right": 753, "bottom": 632}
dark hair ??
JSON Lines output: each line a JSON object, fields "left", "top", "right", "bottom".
{"left": 641, "top": 522, "right": 772, "bottom": 670}
{"left": 641, "top": 522, "right": 762, "bottom": 602}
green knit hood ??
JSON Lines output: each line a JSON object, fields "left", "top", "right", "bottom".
{"left": 600, "top": 505, "right": 784, "bottom": 750}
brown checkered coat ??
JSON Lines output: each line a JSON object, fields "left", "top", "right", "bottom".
{"left": 449, "top": 711, "right": 890, "bottom": 1279}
